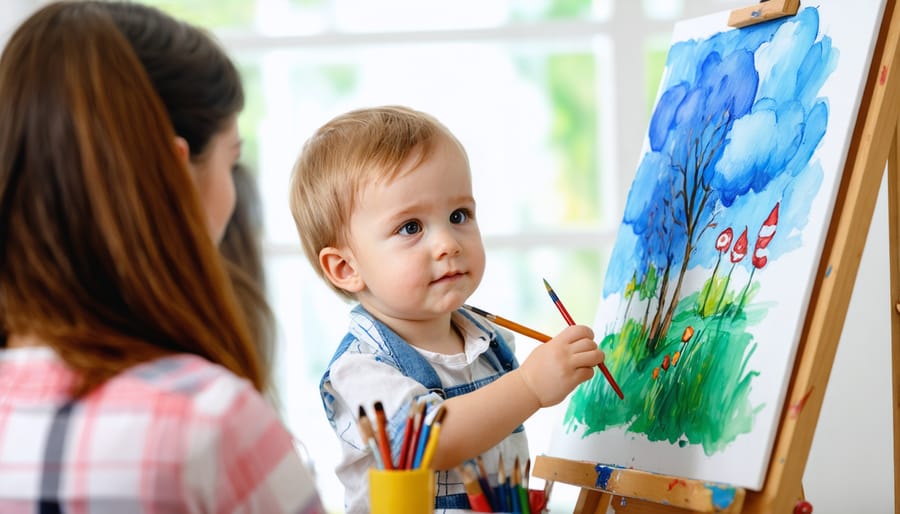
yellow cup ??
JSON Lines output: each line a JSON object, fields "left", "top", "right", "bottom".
{"left": 369, "top": 468, "right": 435, "bottom": 514}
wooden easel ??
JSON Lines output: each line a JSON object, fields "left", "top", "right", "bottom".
{"left": 533, "top": 0, "right": 900, "bottom": 512}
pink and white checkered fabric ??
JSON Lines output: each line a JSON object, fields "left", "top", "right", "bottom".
{"left": 0, "top": 346, "right": 325, "bottom": 514}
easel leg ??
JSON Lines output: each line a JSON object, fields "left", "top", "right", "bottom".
{"left": 889, "top": 122, "right": 900, "bottom": 514}
{"left": 573, "top": 489, "right": 611, "bottom": 514}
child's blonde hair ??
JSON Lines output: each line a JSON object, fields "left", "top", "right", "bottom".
{"left": 289, "top": 105, "right": 467, "bottom": 299}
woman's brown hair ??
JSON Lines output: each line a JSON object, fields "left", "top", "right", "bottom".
{"left": 0, "top": 1, "right": 263, "bottom": 395}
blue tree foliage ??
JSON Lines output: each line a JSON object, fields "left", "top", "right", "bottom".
{"left": 604, "top": 7, "right": 837, "bottom": 297}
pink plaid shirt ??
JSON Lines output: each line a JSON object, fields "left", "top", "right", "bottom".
{"left": 0, "top": 346, "right": 325, "bottom": 514}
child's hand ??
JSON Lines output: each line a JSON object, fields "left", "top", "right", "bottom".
{"left": 518, "top": 324, "right": 604, "bottom": 407}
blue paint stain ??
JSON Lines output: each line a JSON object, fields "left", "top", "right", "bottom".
{"left": 752, "top": 10, "right": 762, "bottom": 17}
{"left": 595, "top": 465, "right": 614, "bottom": 489}
{"left": 706, "top": 484, "right": 737, "bottom": 510}
{"left": 825, "top": 264, "right": 832, "bottom": 277}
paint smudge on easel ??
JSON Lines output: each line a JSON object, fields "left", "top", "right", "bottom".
{"left": 595, "top": 464, "right": 614, "bottom": 489}
{"left": 706, "top": 484, "right": 737, "bottom": 510}
{"left": 788, "top": 388, "right": 814, "bottom": 418}
{"left": 668, "top": 478, "right": 688, "bottom": 491}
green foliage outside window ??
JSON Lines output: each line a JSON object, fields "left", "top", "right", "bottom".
{"left": 142, "top": 0, "right": 253, "bottom": 29}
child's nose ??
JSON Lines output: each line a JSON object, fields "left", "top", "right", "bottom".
{"left": 432, "top": 228, "right": 462, "bottom": 258}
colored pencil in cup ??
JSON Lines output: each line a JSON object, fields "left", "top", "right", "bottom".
{"left": 372, "top": 401, "right": 394, "bottom": 470}
{"left": 459, "top": 464, "right": 493, "bottom": 512}
{"left": 510, "top": 456, "right": 521, "bottom": 513}
{"left": 542, "top": 278, "right": 625, "bottom": 400}
{"left": 412, "top": 405, "right": 434, "bottom": 469}
{"left": 403, "top": 401, "right": 427, "bottom": 469}
{"left": 418, "top": 404, "right": 446, "bottom": 469}
{"left": 396, "top": 401, "right": 417, "bottom": 470}
{"left": 496, "top": 454, "right": 510, "bottom": 512}
{"left": 475, "top": 455, "right": 497, "bottom": 511}
{"left": 517, "top": 456, "right": 531, "bottom": 514}
{"left": 357, "top": 405, "right": 384, "bottom": 469}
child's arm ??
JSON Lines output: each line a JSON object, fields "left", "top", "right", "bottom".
{"left": 429, "top": 324, "right": 603, "bottom": 470}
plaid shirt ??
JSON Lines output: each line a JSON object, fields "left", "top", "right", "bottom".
{"left": 0, "top": 346, "right": 325, "bottom": 514}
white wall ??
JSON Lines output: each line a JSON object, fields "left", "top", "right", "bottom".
{"left": 1, "top": 1, "right": 34, "bottom": 49}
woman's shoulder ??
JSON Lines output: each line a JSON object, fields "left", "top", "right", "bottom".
{"left": 106, "top": 353, "right": 264, "bottom": 418}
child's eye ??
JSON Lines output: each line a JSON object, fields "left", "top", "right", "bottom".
{"left": 398, "top": 221, "right": 422, "bottom": 235}
{"left": 449, "top": 208, "right": 470, "bottom": 225}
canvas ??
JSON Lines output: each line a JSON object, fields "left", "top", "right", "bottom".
{"left": 547, "top": 2, "right": 887, "bottom": 490}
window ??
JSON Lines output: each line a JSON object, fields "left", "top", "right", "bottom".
{"left": 5, "top": 1, "right": 748, "bottom": 510}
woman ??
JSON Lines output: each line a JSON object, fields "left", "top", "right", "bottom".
{"left": 0, "top": 2, "right": 324, "bottom": 512}
{"left": 100, "top": 1, "right": 278, "bottom": 394}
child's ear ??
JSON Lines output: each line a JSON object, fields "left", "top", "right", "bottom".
{"left": 319, "top": 246, "right": 364, "bottom": 294}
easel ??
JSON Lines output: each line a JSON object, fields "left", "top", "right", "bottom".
{"left": 533, "top": 0, "right": 900, "bottom": 512}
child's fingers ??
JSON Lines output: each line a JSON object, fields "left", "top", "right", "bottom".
{"left": 566, "top": 338, "right": 600, "bottom": 354}
{"left": 572, "top": 367, "right": 595, "bottom": 384}
{"left": 571, "top": 350, "right": 605, "bottom": 369}
{"left": 555, "top": 324, "right": 594, "bottom": 343}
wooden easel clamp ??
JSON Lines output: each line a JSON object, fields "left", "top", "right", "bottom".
{"left": 728, "top": 0, "right": 800, "bottom": 28}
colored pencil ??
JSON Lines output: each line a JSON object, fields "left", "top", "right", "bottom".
{"left": 372, "top": 401, "right": 394, "bottom": 470}
{"left": 517, "top": 456, "right": 531, "bottom": 514}
{"left": 475, "top": 455, "right": 497, "bottom": 511}
{"left": 357, "top": 405, "right": 384, "bottom": 469}
{"left": 510, "top": 456, "right": 521, "bottom": 513}
{"left": 419, "top": 404, "right": 446, "bottom": 469}
{"left": 496, "top": 454, "right": 509, "bottom": 512}
{"left": 412, "top": 406, "right": 434, "bottom": 469}
{"left": 403, "top": 401, "right": 427, "bottom": 469}
{"left": 542, "top": 278, "right": 625, "bottom": 400}
{"left": 463, "top": 304, "right": 551, "bottom": 343}
{"left": 460, "top": 464, "right": 493, "bottom": 512}
{"left": 396, "top": 402, "right": 416, "bottom": 470}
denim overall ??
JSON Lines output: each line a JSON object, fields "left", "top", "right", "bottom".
{"left": 320, "top": 304, "right": 525, "bottom": 510}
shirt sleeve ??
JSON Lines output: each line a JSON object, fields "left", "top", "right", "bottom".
{"left": 184, "top": 375, "right": 326, "bottom": 514}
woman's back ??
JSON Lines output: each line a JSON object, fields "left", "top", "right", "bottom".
{"left": 0, "top": 346, "right": 322, "bottom": 513}
{"left": 0, "top": 3, "right": 324, "bottom": 512}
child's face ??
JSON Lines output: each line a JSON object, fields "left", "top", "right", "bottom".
{"left": 343, "top": 135, "right": 485, "bottom": 322}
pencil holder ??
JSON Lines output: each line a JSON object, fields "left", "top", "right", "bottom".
{"left": 369, "top": 468, "right": 435, "bottom": 514}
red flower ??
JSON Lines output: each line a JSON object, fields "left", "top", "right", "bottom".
{"left": 752, "top": 203, "right": 780, "bottom": 269}
{"left": 756, "top": 203, "right": 779, "bottom": 249}
{"left": 730, "top": 227, "right": 748, "bottom": 263}
{"left": 752, "top": 251, "right": 768, "bottom": 269}
{"left": 715, "top": 228, "right": 733, "bottom": 252}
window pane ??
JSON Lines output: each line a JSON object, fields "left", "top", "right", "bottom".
{"left": 232, "top": 39, "right": 616, "bottom": 248}
{"left": 143, "top": 0, "right": 609, "bottom": 34}
{"left": 641, "top": 0, "right": 684, "bottom": 20}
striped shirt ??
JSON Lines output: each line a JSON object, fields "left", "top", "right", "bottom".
{"left": 0, "top": 346, "right": 325, "bottom": 514}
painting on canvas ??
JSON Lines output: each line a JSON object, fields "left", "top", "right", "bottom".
{"left": 547, "top": 2, "right": 886, "bottom": 489}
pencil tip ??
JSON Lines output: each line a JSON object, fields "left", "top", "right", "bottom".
{"left": 358, "top": 405, "right": 366, "bottom": 418}
{"left": 374, "top": 401, "right": 384, "bottom": 412}
{"left": 542, "top": 278, "right": 552, "bottom": 291}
